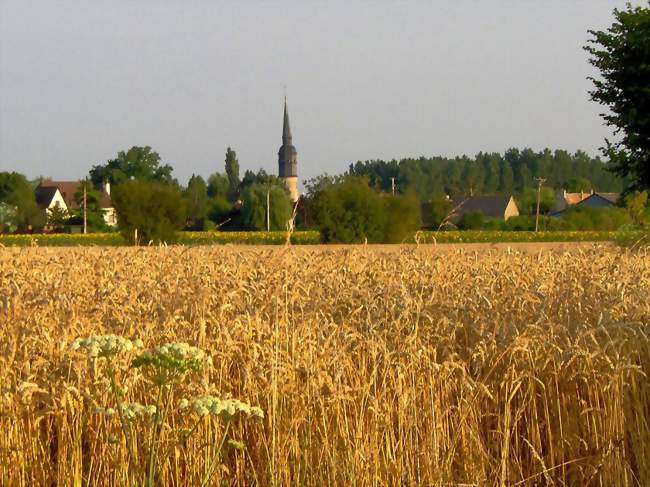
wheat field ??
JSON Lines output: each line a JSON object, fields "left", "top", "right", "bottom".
{"left": 1, "top": 244, "right": 649, "bottom": 486}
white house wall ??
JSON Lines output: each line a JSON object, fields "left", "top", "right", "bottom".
{"left": 46, "top": 190, "right": 67, "bottom": 214}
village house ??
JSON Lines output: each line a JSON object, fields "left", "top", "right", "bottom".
{"left": 551, "top": 189, "right": 620, "bottom": 215}
{"left": 35, "top": 180, "right": 117, "bottom": 226}
{"left": 450, "top": 195, "right": 520, "bottom": 220}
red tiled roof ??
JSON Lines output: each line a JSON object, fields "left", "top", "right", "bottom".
{"left": 563, "top": 192, "right": 590, "bottom": 205}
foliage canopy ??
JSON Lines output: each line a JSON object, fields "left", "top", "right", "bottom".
{"left": 586, "top": 3, "right": 650, "bottom": 191}
{"left": 314, "top": 177, "right": 421, "bottom": 243}
{"left": 112, "top": 180, "right": 186, "bottom": 244}
{"left": 90, "top": 146, "right": 175, "bottom": 187}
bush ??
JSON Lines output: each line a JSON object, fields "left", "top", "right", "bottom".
{"left": 457, "top": 210, "right": 485, "bottom": 230}
{"left": 560, "top": 206, "right": 631, "bottom": 231}
{"left": 208, "top": 197, "right": 233, "bottom": 226}
{"left": 624, "top": 191, "right": 648, "bottom": 225}
{"left": 0, "top": 202, "right": 17, "bottom": 233}
{"left": 429, "top": 196, "right": 453, "bottom": 229}
{"left": 313, "top": 177, "right": 384, "bottom": 243}
{"left": 501, "top": 215, "right": 535, "bottom": 231}
{"left": 383, "top": 193, "right": 421, "bottom": 243}
{"left": 314, "top": 177, "right": 420, "bottom": 243}
{"left": 112, "top": 181, "right": 186, "bottom": 244}
{"left": 616, "top": 223, "right": 650, "bottom": 248}
{"left": 202, "top": 219, "right": 216, "bottom": 231}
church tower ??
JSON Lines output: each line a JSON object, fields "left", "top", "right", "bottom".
{"left": 278, "top": 98, "right": 299, "bottom": 202}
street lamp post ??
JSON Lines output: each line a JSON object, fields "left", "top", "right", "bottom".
{"left": 534, "top": 177, "right": 547, "bottom": 232}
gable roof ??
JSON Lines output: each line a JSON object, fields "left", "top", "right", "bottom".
{"left": 37, "top": 181, "right": 112, "bottom": 209}
{"left": 560, "top": 191, "right": 619, "bottom": 206}
{"left": 451, "top": 195, "right": 514, "bottom": 218}
{"left": 577, "top": 192, "right": 620, "bottom": 206}
{"left": 34, "top": 186, "right": 60, "bottom": 208}
{"left": 593, "top": 192, "right": 619, "bottom": 204}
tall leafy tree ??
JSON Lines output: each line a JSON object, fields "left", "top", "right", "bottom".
{"left": 225, "top": 147, "right": 240, "bottom": 200}
{"left": 240, "top": 183, "right": 291, "bottom": 231}
{"left": 565, "top": 177, "right": 593, "bottom": 192}
{"left": 498, "top": 159, "right": 514, "bottom": 193}
{"left": 0, "top": 171, "right": 45, "bottom": 229}
{"left": 585, "top": 3, "right": 650, "bottom": 191}
{"left": 89, "top": 146, "right": 175, "bottom": 187}
{"left": 207, "top": 173, "right": 229, "bottom": 199}
{"left": 183, "top": 175, "right": 209, "bottom": 227}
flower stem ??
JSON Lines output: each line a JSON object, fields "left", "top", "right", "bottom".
{"left": 106, "top": 358, "right": 138, "bottom": 481}
{"left": 145, "top": 380, "right": 165, "bottom": 486}
{"left": 200, "top": 419, "right": 232, "bottom": 487}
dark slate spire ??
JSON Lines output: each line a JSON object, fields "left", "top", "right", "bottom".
{"left": 278, "top": 97, "right": 297, "bottom": 178}
{"left": 282, "top": 97, "right": 292, "bottom": 145}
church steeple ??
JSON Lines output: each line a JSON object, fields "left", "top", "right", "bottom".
{"left": 282, "top": 97, "right": 292, "bottom": 145}
{"left": 278, "top": 97, "right": 299, "bottom": 201}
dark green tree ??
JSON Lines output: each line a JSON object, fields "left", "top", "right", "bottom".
{"left": 429, "top": 196, "right": 453, "bottom": 229}
{"left": 89, "top": 146, "right": 175, "bottom": 187}
{"left": 383, "top": 193, "right": 421, "bottom": 243}
{"left": 112, "top": 180, "right": 186, "bottom": 244}
{"left": 0, "top": 172, "right": 45, "bottom": 230}
{"left": 498, "top": 159, "right": 514, "bottom": 193}
{"left": 208, "top": 197, "right": 233, "bottom": 227}
{"left": 314, "top": 177, "right": 385, "bottom": 243}
{"left": 240, "top": 183, "right": 291, "bottom": 231}
{"left": 585, "top": 3, "right": 650, "bottom": 191}
{"left": 47, "top": 203, "right": 69, "bottom": 230}
{"left": 207, "top": 172, "right": 229, "bottom": 199}
{"left": 225, "top": 147, "right": 240, "bottom": 200}
{"left": 516, "top": 187, "right": 555, "bottom": 215}
{"left": 624, "top": 190, "right": 648, "bottom": 226}
{"left": 183, "top": 175, "right": 209, "bottom": 228}
{"left": 457, "top": 210, "right": 485, "bottom": 230}
{"left": 565, "top": 177, "right": 593, "bottom": 192}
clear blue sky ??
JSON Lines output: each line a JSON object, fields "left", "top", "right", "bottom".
{"left": 0, "top": 1, "right": 639, "bottom": 186}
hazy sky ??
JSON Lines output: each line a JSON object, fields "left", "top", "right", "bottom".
{"left": 0, "top": 1, "right": 640, "bottom": 185}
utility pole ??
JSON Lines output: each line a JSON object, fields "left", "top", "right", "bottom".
{"left": 534, "top": 177, "right": 547, "bottom": 232}
{"left": 83, "top": 184, "right": 87, "bottom": 235}
{"left": 266, "top": 187, "right": 271, "bottom": 232}
{"left": 391, "top": 177, "right": 396, "bottom": 196}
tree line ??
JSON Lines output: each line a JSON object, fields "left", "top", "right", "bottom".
{"left": 347, "top": 148, "right": 623, "bottom": 204}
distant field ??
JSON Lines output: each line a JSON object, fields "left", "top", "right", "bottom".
{"left": 1, "top": 245, "right": 648, "bottom": 486}
{"left": 0, "top": 229, "right": 617, "bottom": 246}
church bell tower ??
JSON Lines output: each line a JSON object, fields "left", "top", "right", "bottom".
{"left": 278, "top": 98, "right": 299, "bottom": 202}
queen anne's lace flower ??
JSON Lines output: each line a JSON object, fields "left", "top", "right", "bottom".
{"left": 180, "top": 395, "right": 264, "bottom": 420}
{"left": 96, "top": 403, "right": 157, "bottom": 420}
{"left": 70, "top": 335, "right": 141, "bottom": 358}
{"left": 132, "top": 342, "right": 211, "bottom": 373}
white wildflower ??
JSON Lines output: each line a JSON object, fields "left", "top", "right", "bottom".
{"left": 179, "top": 395, "right": 264, "bottom": 420}
{"left": 96, "top": 402, "right": 156, "bottom": 420}
{"left": 69, "top": 335, "right": 140, "bottom": 358}
{"left": 132, "top": 342, "right": 210, "bottom": 372}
